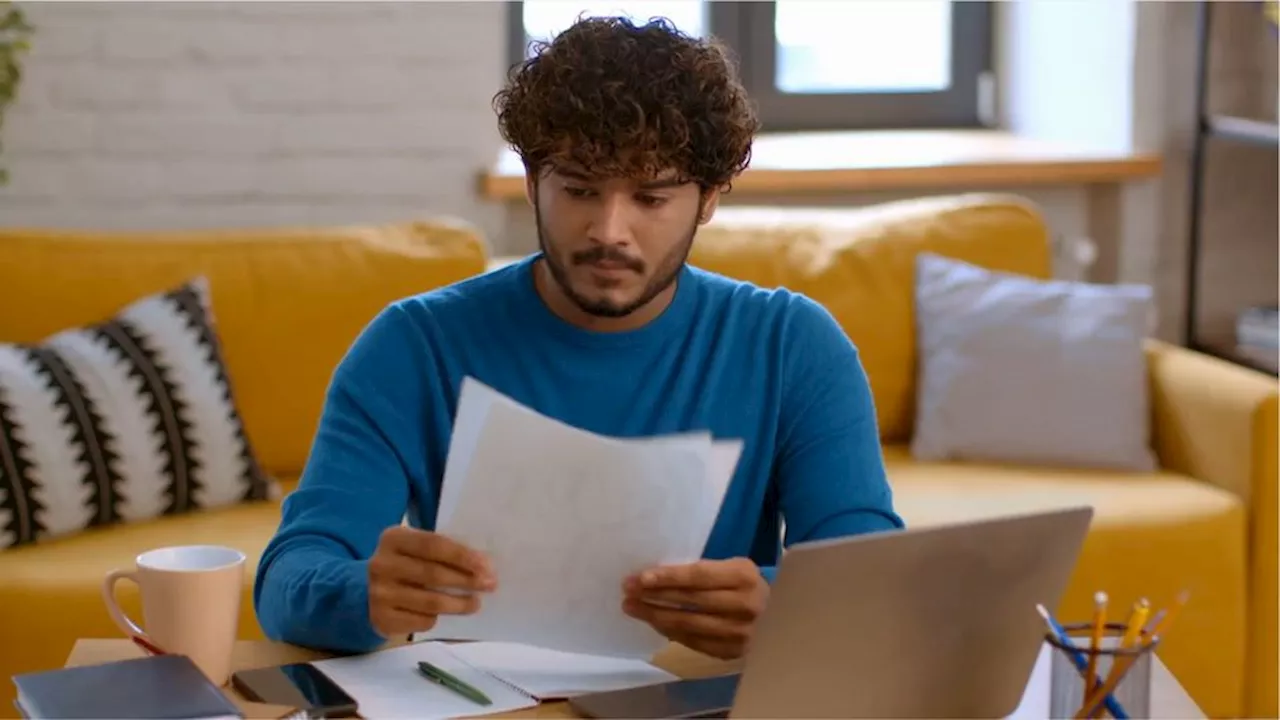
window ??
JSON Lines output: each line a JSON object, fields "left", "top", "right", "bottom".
{"left": 507, "top": 1, "right": 993, "bottom": 132}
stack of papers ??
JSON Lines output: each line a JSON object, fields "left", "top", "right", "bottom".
{"left": 420, "top": 377, "right": 742, "bottom": 659}
{"left": 311, "top": 641, "right": 679, "bottom": 719}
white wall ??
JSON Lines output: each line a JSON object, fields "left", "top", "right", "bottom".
{"left": 0, "top": 2, "right": 509, "bottom": 246}
{"left": 0, "top": 0, "right": 1102, "bottom": 264}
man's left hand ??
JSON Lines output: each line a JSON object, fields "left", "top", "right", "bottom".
{"left": 621, "top": 557, "right": 769, "bottom": 660}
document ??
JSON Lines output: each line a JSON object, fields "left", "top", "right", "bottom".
{"left": 421, "top": 377, "right": 741, "bottom": 658}
{"left": 311, "top": 642, "right": 538, "bottom": 719}
{"left": 445, "top": 641, "right": 679, "bottom": 699}
{"left": 311, "top": 641, "right": 678, "bottom": 718}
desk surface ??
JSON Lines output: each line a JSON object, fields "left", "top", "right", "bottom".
{"left": 66, "top": 638, "right": 1203, "bottom": 719}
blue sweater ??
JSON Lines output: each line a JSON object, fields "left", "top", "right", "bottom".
{"left": 254, "top": 254, "right": 903, "bottom": 652}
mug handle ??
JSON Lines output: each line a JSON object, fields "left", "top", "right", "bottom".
{"left": 102, "top": 568, "right": 152, "bottom": 646}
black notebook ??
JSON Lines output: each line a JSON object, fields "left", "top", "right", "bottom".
{"left": 12, "top": 654, "right": 243, "bottom": 719}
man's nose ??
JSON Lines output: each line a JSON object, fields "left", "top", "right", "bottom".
{"left": 586, "top": 194, "right": 634, "bottom": 247}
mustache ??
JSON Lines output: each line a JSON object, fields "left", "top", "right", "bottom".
{"left": 571, "top": 245, "right": 644, "bottom": 273}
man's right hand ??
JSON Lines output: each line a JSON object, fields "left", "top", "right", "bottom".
{"left": 368, "top": 526, "right": 496, "bottom": 638}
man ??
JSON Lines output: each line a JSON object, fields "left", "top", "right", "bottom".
{"left": 254, "top": 16, "right": 903, "bottom": 662}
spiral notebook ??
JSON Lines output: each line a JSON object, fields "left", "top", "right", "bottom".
{"left": 311, "top": 641, "right": 677, "bottom": 719}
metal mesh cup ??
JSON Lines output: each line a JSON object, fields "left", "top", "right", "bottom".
{"left": 1045, "top": 622, "right": 1157, "bottom": 719}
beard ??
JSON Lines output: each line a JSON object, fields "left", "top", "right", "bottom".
{"left": 534, "top": 201, "right": 698, "bottom": 319}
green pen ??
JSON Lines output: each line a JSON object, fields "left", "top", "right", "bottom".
{"left": 416, "top": 660, "right": 493, "bottom": 706}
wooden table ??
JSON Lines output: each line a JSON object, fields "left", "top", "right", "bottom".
{"left": 66, "top": 639, "right": 1203, "bottom": 719}
{"left": 65, "top": 639, "right": 738, "bottom": 719}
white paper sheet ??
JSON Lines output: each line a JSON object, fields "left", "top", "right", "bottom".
{"left": 423, "top": 377, "right": 739, "bottom": 658}
{"left": 446, "top": 641, "right": 679, "bottom": 699}
{"left": 436, "top": 379, "right": 500, "bottom": 530}
{"left": 310, "top": 642, "right": 538, "bottom": 719}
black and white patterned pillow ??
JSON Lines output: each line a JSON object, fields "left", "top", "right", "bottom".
{"left": 0, "top": 277, "right": 274, "bottom": 550}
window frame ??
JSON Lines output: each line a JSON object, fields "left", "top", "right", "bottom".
{"left": 505, "top": 1, "right": 994, "bottom": 132}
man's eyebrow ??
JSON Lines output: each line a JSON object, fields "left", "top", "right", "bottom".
{"left": 637, "top": 177, "right": 686, "bottom": 190}
{"left": 556, "top": 168, "right": 592, "bottom": 182}
{"left": 551, "top": 168, "right": 686, "bottom": 189}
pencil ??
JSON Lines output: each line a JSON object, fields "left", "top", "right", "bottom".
{"left": 1035, "top": 605, "right": 1128, "bottom": 720}
{"left": 1084, "top": 591, "right": 1108, "bottom": 706}
{"left": 1078, "top": 599, "right": 1150, "bottom": 719}
{"left": 1083, "top": 593, "right": 1189, "bottom": 718}
{"left": 1146, "top": 590, "right": 1190, "bottom": 640}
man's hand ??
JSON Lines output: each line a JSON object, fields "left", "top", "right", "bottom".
{"left": 621, "top": 557, "right": 769, "bottom": 660}
{"left": 368, "top": 526, "right": 496, "bottom": 639}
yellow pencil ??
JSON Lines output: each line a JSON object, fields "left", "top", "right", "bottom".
{"left": 1146, "top": 590, "right": 1190, "bottom": 641}
{"left": 1084, "top": 592, "right": 1108, "bottom": 700}
{"left": 1077, "top": 598, "right": 1149, "bottom": 719}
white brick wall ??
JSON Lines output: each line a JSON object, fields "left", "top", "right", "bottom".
{"left": 0, "top": 1, "right": 510, "bottom": 248}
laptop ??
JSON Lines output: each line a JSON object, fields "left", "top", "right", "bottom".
{"left": 569, "top": 506, "right": 1093, "bottom": 719}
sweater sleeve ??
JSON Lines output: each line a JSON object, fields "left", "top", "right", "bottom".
{"left": 774, "top": 296, "right": 905, "bottom": 547}
{"left": 254, "top": 304, "right": 436, "bottom": 653}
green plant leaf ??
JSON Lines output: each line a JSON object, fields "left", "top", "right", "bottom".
{"left": 0, "top": 1, "right": 32, "bottom": 185}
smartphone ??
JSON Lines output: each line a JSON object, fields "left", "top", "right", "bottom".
{"left": 231, "top": 662, "right": 359, "bottom": 718}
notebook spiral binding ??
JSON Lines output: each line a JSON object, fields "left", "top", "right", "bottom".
{"left": 447, "top": 645, "right": 538, "bottom": 701}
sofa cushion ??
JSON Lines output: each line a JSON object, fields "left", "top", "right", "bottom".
{"left": 691, "top": 194, "right": 1053, "bottom": 443}
{"left": 883, "top": 446, "right": 1247, "bottom": 719}
{"left": 0, "top": 477, "right": 296, "bottom": 710}
{"left": 0, "top": 279, "right": 274, "bottom": 550}
{"left": 0, "top": 219, "right": 488, "bottom": 477}
{"left": 910, "top": 252, "right": 1158, "bottom": 472}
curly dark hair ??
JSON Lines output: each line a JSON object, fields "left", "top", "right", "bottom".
{"left": 493, "top": 15, "right": 760, "bottom": 193}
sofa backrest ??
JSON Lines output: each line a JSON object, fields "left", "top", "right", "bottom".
{"left": 689, "top": 193, "right": 1053, "bottom": 444}
{"left": 0, "top": 219, "right": 488, "bottom": 477}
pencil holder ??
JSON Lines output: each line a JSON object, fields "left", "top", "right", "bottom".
{"left": 1045, "top": 622, "right": 1157, "bottom": 719}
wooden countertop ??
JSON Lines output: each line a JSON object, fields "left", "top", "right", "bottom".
{"left": 478, "top": 129, "right": 1162, "bottom": 200}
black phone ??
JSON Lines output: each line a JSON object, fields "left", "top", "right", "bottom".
{"left": 231, "top": 662, "right": 359, "bottom": 718}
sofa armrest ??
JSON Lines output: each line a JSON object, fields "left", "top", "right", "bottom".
{"left": 1147, "top": 339, "right": 1277, "bottom": 500}
{"left": 1146, "top": 338, "right": 1278, "bottom": 718}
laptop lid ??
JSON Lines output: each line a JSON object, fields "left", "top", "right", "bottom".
{"left": 729, "top": 506, "right": 1093, "bottom": 719}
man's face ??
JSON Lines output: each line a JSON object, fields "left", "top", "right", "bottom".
{"left": 530, "top": 166, "right": 718, "bottom": 319}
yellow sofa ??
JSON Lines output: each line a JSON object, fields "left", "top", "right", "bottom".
{"left": 0, "top": 194, "right": 1274, "bottom": 719}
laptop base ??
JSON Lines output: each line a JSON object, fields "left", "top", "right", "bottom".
{"left": 568, "top": 673, "right": 740, "bottom": 719}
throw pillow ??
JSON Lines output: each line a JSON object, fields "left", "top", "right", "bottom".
{"left": 911, "top": 252, "right": 1157, "bottom": 472}
{"left": 0, "top": 278, "right": 275, "bottom": 550}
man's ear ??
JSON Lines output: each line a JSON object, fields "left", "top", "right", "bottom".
{"left": 524, "top": 171, "right": 537, "bottom": 209}
{"left": 698, "top": 189, "right": 721, "bottom": 225}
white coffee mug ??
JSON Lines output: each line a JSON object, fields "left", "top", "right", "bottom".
{"left": 102, "top": 545, "right": 245, "bottom": 685}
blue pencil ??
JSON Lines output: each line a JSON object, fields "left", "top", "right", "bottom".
{"left": 1036, "top": 604, "right": 1129, "bottom": 719}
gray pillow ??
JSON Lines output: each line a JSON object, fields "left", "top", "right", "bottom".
{"left": 911, "top": 252, "right": 1157, "bottom": 472}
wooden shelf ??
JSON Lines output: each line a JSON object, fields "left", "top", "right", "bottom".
{"left": 1204, "top": 115, "right": 1280, "bottom": 147}
{"left": 478, "top": 129, "right": 1163, "bottom": 201}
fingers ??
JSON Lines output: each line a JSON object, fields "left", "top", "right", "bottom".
{"left": 627, "top": 558, "right": 759, "bottom": 592}
{"left": 383, "top": 526, "right": 493, "bottom": 579}
{"left": 369, "top": 528, "right": 496, "bottom": 639}
{"left": 370, "top": 550, "right": 495, "bottom": 593}
{"left": 622, "top": 598, "right": 751, "bottom": 659}
{"left": 371, "top": 606, "right": 439, "bottom": 637}
{"left": 634, "top": 588, "right": 758, "bottom": 619}
{"left": 372, "top": 580, "right": 481, "bottom": 620}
